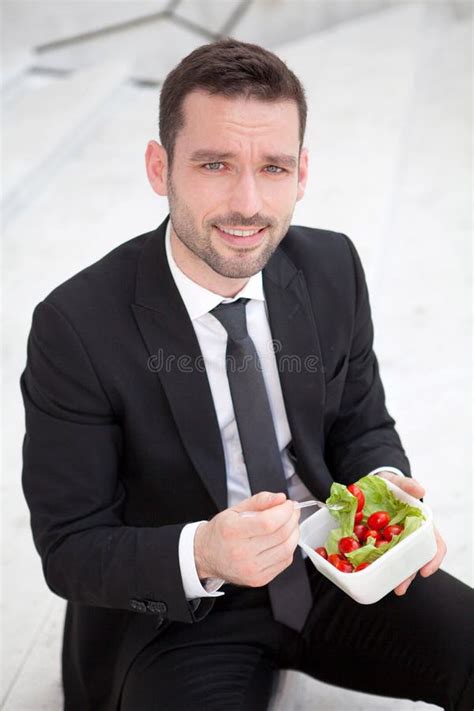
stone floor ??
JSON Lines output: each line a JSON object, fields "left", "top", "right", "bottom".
{"left": 2, "top": 1, "right": 472, "bottom": 709}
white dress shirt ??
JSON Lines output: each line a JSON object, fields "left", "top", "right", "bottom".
{"left": 164, "top": 221, "right": 405, "bottom": 600}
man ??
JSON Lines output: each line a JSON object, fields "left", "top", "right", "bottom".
{"left": 21, "top": 39, "right": 473, "bottom": 710}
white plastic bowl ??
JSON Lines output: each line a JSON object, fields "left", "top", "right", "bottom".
{"left": 299, "top": 478, "right": 437, "bottom": 604}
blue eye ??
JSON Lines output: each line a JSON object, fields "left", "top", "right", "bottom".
{"left": 203, "top": 162, "right": 224, "bottom": 171}
{"left": 265, "top": 165, "right": 285, "bottom": 174}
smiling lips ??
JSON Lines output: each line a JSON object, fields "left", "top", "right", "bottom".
{"left": 214, "top": 224, "right": 267, "bottom": 248}
{"left": 217, "top": 226, "right": 263, "bottom": 237}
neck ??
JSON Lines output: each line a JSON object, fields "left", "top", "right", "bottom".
{"left": 170, "top": 227, "right": 249, "bottom": 298}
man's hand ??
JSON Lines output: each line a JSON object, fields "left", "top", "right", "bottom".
{"left": 375, "top": 471, "right": 447, "bottom": 595}
{"left": 194, "top": 491, "right": 301, "bottom": 587}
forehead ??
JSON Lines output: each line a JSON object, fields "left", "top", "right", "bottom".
{"left": 176, "top": 90, "right": 300, "bottom": 153}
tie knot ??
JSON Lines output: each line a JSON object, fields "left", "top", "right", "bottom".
{"left": 211, "top": 297, "right": 249, "bottom": 342}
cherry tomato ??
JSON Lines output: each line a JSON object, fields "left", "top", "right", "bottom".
{"left": 354, "top": 562, "right": 371, "bottom": 572}
{"left": 348, "top": 483, "right": 365, "bottom": 512}
{"left": 383, "top": 525, "right": 404, "bottom": 541}
{"left": 328, "top": 553, "right": 342, "bottom": 567}
{"left": 367, "top": 511, "right": 390, "bottom": 531}
{"left": 375, "top": 538, "right": 388, "bottom": 548}
{"left": 315, "top": 546, "right": 328, "bottom": 559}
{"left": 363, "top": 528, "right": 383, "bottom": 542}
{"left": 354, "top": 510, "right": 364, "bottom": 524}
{"left": 339, "top": 537, "right": 361, "bottom": 555}
{"left": 335, "top": 559, "right": 353, "bottom": 573}
{"left": 353, "top": 524, "right": 368, "bottom": 543}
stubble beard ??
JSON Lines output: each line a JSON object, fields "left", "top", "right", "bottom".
{"left": 166, "top": 176, "right": 294, "bottom": 279}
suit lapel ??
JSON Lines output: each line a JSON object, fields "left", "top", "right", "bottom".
{"left": 132, "top": 217, "right": 227, "bottom": 511}
{"left": 263, "top": 249, "right": 326, "bottom": 495}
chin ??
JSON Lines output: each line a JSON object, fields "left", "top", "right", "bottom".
{"left": 213, "top": 256, "right": 267, "bottom": 279}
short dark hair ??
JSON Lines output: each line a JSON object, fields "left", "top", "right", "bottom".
{"left": 159, "top": 38, "right": 307, "bottom": 166}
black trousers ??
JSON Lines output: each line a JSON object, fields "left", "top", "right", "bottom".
{"left": 120, "top": 562, "right": 474, "bottom": 710}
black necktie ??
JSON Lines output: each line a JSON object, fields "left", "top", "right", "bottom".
{"left": 211, "top": 298, "right": 312, "bottom": 632}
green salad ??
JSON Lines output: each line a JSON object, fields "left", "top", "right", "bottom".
{"left": 315, "top": 475, "right": 426, "bottom": 572}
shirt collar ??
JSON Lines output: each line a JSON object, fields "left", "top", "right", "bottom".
{"left": 165, "top": 218, "right": 265, "bottom": 321}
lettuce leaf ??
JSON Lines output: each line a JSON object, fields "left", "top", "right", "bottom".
{"left": 326, "top": 482, "right": 359, "bottom": 536}
{"left": 355, "top": 475, "right": 425, "bottom": 526}
{"left": 325, "top": 527, "right": 344, "bottom": 556}
{"left": 345, "top": 516, "right": 424, "bottom": 566}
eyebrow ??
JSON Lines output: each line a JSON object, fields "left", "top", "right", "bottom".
{"left": 189, "top": 150, "right": 298, "bottom": 169}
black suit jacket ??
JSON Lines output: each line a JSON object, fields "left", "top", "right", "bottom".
{"left": 20, "top": 215, "right": 410, "bottom": 709}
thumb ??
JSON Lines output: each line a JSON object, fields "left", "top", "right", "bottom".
{"left": 377, "top": 472, "right": 425, "bottom": 499}
{"left": 234, "top": 491, "right": 287, "bottom": 514}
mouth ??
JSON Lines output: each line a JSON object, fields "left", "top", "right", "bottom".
{"left": 213, "top": 225, "right": 267, "bottom": 248}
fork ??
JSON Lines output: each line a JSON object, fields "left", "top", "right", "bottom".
{"left": 294, "top": 499, "right": 344, "bottom": 511}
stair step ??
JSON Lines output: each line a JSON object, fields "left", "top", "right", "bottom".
{"left": 3, "top": 60, "right": 130, "bottom": 204}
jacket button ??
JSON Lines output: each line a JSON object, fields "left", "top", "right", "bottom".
{"left": 129, "top": 599, "right": 147, "bottom": 613}
{"left": 145, "top": 600, "right": 168, "bottom": 615}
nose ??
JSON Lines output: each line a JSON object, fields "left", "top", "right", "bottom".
{"left": 227, "top": 169, "right": 263, "bottom": 217}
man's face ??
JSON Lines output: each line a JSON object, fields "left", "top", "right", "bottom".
{"left": 163, "top": 90, "right": 308, "bottom": 279}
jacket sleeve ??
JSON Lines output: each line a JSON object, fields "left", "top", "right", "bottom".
{"left": 324, "top": 236, "right": 412, "bottom": 482}
{"left": 20, "top": 299, "right": 213, "bottom": 624}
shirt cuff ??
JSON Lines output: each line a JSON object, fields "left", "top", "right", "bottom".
{"left": 178, "top": 521, "right": 226, "bottom": 601}
{"left": 367, "top": 466, "right": 406, "bottom": 477}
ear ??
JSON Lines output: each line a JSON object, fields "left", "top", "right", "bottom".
{"left": 296, "top": 147, "right": 309, "bottom": 202}
{"left": 145, "top": 140, "right": 168, "bottom": 196}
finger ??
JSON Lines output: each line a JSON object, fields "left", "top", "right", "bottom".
{"left": 235, "top": 499, "right": 296, "bottom": 538}
{"left": 259, "top": 524, "right": 301, "bottom": 571}
{"left": 247, "top": 559, "right": 292, "bottom": 587}
{"left": 255, "top": 509, "right": 301, "bottom": 558}
{"left": 419, "top": 526, "right": 447, "bottom": 577}
{"left": 233, "top": 491, "right": 286, "bottom": 515}
{"left": 376, "top": 472, "right": 425, "bottom": 499}
{"left": 394, "top": 572, "right": 417, "bottom": 596}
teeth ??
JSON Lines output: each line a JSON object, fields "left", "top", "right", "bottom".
{"left": 217, "top": 226, "right": 262, "bottom": 237}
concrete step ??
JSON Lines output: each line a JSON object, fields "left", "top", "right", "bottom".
{"left": 1, "top": 598, "right": 65, "bottom": 710}
{"left": 278, "top": 3, "right": 426, "bottom": 272}
{"left": 272, "top": 670, "right": 438, "bottom": 710}
{"left": 3, "top": 60, "right": 130, "bottom": 208}
{"left": 370, "top": 12, "right": 472, "bottom": 588}
{"left": 5, "top": 1, "right": 397, "bottom": 84}
{"left": 1, "top": 1, "right": 168, "bottom": 62}
{"left": 206, "top": 0, "right": 396, "bottom": 47}
{"left": 26, "top": 15, "right": 205, "bottom": 82}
